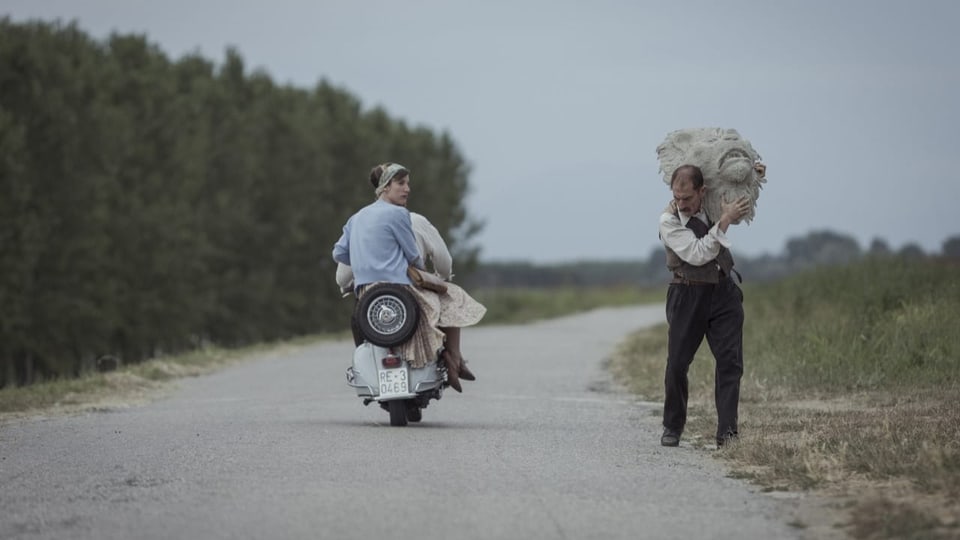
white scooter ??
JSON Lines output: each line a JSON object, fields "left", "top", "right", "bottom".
{"left": 345, "top": 283, "right": 447, "bottom": 426}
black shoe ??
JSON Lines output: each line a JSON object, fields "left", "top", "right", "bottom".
{"left": 441, "top": 350, "right": 462, "bottom": 393}
{"left": 459, "top": 360, "right": 476, "bottom": 381}
{"left": 717, "top": 431, "right": 739, "bottom": 447}
{"left": 661, "top": 429, "right": 681, "bottom": 447}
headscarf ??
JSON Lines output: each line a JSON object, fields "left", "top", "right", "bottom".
{"left": 375, "top": 163, "right": 408, "bottom": 197}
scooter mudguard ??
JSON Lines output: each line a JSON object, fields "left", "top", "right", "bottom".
{"left": 345, "top": 342, "right": 443, "bottom": 399}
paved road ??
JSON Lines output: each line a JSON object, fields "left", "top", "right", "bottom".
{"left": 1, "top": 305, "right": 804, "bottom": 539}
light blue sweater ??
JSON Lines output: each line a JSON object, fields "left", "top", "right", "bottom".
{"left": 332, "top": 200, "right": 422, "bottom": 288}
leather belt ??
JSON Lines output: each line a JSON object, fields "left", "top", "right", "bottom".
{"left": 671, "top": 277, "right": 717, "bottom": 285}
{"left": 670, "top": 268, "right": 741, "bottom": 285}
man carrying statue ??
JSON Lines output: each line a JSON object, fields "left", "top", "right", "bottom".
{"left": 654, "top": 127, "right": 768, "bottom": 448}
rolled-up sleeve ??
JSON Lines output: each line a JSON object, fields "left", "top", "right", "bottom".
{"left": 335, "top": 262, "right": 354, "bottom": 293}
{"left": 658, "top": 212, "right": 730, "bottom": 266}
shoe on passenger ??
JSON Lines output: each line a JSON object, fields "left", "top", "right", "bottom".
{"left": 661, "top": 428, "right": 681, "bottom": 447}
{"left": 459, "top": 359, "right": 476, "bottom": 381}
{"left": 441, "top": 350, "right": 462, "bottom": 393}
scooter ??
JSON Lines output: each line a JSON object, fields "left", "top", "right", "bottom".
{"left": 344, "top": 283, "right": 447, "bottom": 426}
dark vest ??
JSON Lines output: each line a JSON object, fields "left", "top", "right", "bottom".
{"left": 664, "top": 212, "right": 735, "bottom": 283}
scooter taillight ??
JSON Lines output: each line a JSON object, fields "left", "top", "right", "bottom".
{"left": 381, "top": 351, "right": 402, "bottom": 369}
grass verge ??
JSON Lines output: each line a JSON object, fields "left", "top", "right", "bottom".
{"left": 0, "top": 334, "right": 339, "bottom": 423}
{"left": 610, "top": 258, "right": 960, "bottom": 540}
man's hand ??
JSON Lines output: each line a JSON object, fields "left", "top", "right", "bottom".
{"left": 663, "top": 200, "right": 677, "bottom": 214}
{"left": 718, "top": 196, "right": 751, "bottom": 231}
{"left": 754, "top": 162, "right": 766, "bottom": 178}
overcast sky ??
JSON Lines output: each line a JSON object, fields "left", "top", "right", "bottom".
{"left": 5, "top": 0, "right": 959, "bottom": 263}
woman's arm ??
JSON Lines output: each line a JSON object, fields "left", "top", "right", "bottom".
{"left": 332, "top": 220, "right": 352, "bottom": 265}
{"left": 412, "top": 214, "right": 453, "bottom": 279}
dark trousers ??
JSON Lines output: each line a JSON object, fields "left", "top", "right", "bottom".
{"left": 663, "top": 277, "right": 744, "bottom": 439}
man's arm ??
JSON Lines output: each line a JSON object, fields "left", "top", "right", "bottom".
{"left": 659, "top": 212, "right": 726, "bottom": 266}
{"left": 658, "top": 196, "right": 751, "bottom": 265}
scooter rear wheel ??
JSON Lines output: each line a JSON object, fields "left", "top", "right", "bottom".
{"left": 356, "top": 283, "right": 420, "bottom": 347}
{"left": 405, "top": 402, "right": 423, "bottom": 423}
{"left": 387, "top": 400, "right": 408, "bottom": 426}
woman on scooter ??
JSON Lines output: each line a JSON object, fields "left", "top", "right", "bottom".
{"left": 332, "top": 163, "right": 485, "bottom": 392}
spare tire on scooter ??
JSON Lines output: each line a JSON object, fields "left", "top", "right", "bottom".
{"left": 355, "top": 283, "right": 420, "bottom": 347}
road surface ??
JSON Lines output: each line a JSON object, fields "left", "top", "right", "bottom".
{"left": 1, "top": 305, "right": 809, "bottom": 539}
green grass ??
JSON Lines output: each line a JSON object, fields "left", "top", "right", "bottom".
{"left": 744, "top": 257, "right": 960, "bottom": 391}
{"left": 610, "top": 257, "right": 960, "bottom": 539}
{"left": 0, "top": 335, "right": 338, "bottom": 418}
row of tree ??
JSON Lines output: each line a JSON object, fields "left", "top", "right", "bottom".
{"left": 0, "top": 19, "right": 479, "bottom": 387}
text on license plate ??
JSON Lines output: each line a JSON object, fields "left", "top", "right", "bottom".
{"left": 379, "top": 367, "right": 408, "bottom": 397}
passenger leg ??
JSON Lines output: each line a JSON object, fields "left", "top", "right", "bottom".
{"left": 441, "top": 327, "right": 476, "bottom": 382}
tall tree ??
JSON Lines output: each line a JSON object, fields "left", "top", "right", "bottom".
{"left": 0, "top": 21, "right": 481, "bottom": 386}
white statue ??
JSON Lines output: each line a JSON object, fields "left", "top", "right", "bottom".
{"left": 656, "top": 127, "right": 767, "bottom": 224}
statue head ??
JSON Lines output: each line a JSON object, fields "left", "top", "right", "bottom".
{"left": 656, "top": 127, "right": 766, "bottom": 224}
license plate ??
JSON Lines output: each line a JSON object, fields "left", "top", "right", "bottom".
{"left": 378, "top": 367, "right": 409, "bottom": 398}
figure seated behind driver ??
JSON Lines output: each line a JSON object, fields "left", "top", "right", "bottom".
{"left": 332, "top": 163, "right": 486, "bottom": 392}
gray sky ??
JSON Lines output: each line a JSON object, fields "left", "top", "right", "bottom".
{"left": 5, "top": 0, "right": 960, "bottom": 263}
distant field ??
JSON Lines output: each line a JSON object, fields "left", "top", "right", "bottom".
{"left": 610, "top": 257, "right": 960, "bottom": 539}
{"left": 475, "top": 285, "right": 664, "bottom": 325}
